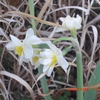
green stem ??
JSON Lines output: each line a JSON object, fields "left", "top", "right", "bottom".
{"left": 71, "top": 31, "right": 83, "bottom": 100}
{"left": 38, "top": 65, "right": 52, "bottom": 100}
{"left": 71, "top": 30, "right": 77, "bottom": 38}
{"left": 76, "top": 51, "right": 83, "bottom": 100}
{"left": 28, "top": 0, "right": 52, "bottom": 100}
{"left": 28, "top": 0, "right": 36, "bottom": 34}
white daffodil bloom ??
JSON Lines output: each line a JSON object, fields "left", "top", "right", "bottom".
{"left": 56, "top": 15, "right": 82, "bottom": 32}
{"left": 30, "top": 49, "right": 41, "bottom": 69}
{"left": 39, "top": 43, "right": 69, "bottom": 76}
{"left": 6, "top": 28, "right": 42, "bottom": 65}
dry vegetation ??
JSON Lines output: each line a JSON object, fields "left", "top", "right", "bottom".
{"left": 0, "top": 0, "right": 100, "bottom": 100}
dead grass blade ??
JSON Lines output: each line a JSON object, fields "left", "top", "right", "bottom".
{"left": 0, "top": 27, "right": 9, "bottom": 40}
{"left": 58, "top": 83, "right": 100, "bottom": 92}
{"left": 0, "top": 79, "right": 9, "bottom": 100}
{"left": 49, "top": 6, "right": 90, "bottom": 15}
{"left": 36, "top": 0, "right": 53, "bottom": 26}
{"left": 95, "top": 0, "right": 100, "bottom": 5}
{"left": 0, "top": 71, "right": 35, "bottom": 100}
{"left": 5, "top": 11, "right": 63, "bottom": 28}
{"left": 38, "top": 89, "right": 54, "bottom": 97}
{"left": 90, "top": 25, "right": 98, "bottom": 61}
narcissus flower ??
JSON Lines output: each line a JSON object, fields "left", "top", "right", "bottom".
{"left": 39, "top": 43, "right": 69, "bottom": 76}
{"left": 56, "top": 15, "right": 82, "bottom": 32}
{"left": 6, "top": 28, "right": 42, "bottom": 65}
{"left": 30, "top": 49, "right": 41, "bottom": 69}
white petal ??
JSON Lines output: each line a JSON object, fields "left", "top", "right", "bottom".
{"left": 26, "top": 28, "right": 34, "bottom": 38}
{"left": 30, "top": 58, "right": 34, "bottom": 65}
{"left": 73, "top": 21, "right": 81, "bottom": 30}
{"left": 34, "top": 62, "right": 40, "bottom": 69}
{"left": 76, "top": 15, "right": 82, "bottom": 23}
{"left": 43, "top": 65, "right": 49, "bottom": 72}
{"left": 56, "top": 49, "right": 63, "bottom": 56}
{"left": 24, "top": 28, "right": 42, "bottom": 44}
{"left": 66, "top": 15, "right": 71, "bottom": 19}
{"left": 55, "top": 27, "right": 67, "bottom": 32}
{"left": 50, "top": 44, "right": 62, "bottom": 56}
{"left": 44, "top": 49, "right": 54, "bottom": 58}
{"left": 24, "top": 58, "right": 30, "bottom": 63}
{"left": 39, "top": 58, "right": 45, "bottom": 64}
{"left": 59, "top": 17, "right": 65, "bottom": 22}
{"left": 23, "top": 44, "right": 33, "bottom": 59}
{"left": 40, "top": 52, "right": 45, "bottom": 57}
{"left": 24, "top": 35, "right": 42, "bottom": 45}
{"left": 19, "top": 55, "right": 24, "bottom": 65}
{"left": 43, "top": 59, "right": 51, "bottom": 66}
{"left": 23, "top": 28, "right": 34, "bottom": 43}
{"left": 64, "top": 20, "right": 73, "bottom": 30}
{"left": 47, "top": 43, "right": 56, "bottom": 51}
{"left": 31, "top": 35, "right": 42, "bottom": 44}
{"left": 19, "top": 55, "right": 30, "bottom": 65}
{"left": 46, "top": 67, "right": 54, "bottom": 76}
{"left": 10, "top": 35, "right": 22, "bottom": 46}
{"left": 47, "top": 43, "right": 61, "bottom": 55}
{"left": 6, "top": 42, "right": 15, "bottom": 50}
{"left": 57, "top": 56, "right": 69, "bottom": 73}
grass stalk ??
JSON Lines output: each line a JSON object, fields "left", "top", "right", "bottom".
{"left": 71, "top": 31, "right": 83, "bottom": 100}
{"left": 38, "top": 65, "right": 52, "bottom": 100}
{"left": 28, "top": 0, "right": 52, "bottom": 100}
{"left": 76, "top": 51, "right": 83, "bottom": 100}
{"left": 28, "top": 0, "right": 36, "bottom": 33}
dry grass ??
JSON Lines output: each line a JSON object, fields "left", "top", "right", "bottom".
{"left": 0, "top": 0, "right": 100, "bottom": 100}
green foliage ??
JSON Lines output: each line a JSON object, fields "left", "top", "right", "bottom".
{"left": 38, "top": 65, "right": 52, "bottom": 100}
{"left": 22, "top": 98, "right": 30, "bottom": 100}
{"left": 0, "top": 95, "right": 3, "bottom": 100}
{"left": 0, "top": 47, "right": 2, "bottom": 56}
{"left": 83, "top": 61, "right": 100, "bottom": 100}
{"left": 52, "top": 37, "right": 78, "bottom": 45}
{"left": 62, "top": 45, "right": 73, "bottom": 56}
{"left": 56, "top": 91, "right": 71, "bottom": 100}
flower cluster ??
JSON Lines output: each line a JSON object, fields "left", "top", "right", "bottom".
{"left": 6, "top": 28, "right": 69, "bottom": 76}
{"left": 6, "top": 15, "right": 82, "bottom": 76}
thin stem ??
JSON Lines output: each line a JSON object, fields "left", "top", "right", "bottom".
{"left": 38, "top": 65, "right": 52, "bottom": 100}
{"left": 71, "top": 30, "right": 77, "bottom": 38}
{"left": 76, "top": 51, "right": 83, "bottom": 100}
{"left": 28, "top": 0, "right": 36, "bottom": 34}
{"left": 71, "top": 31, "right": 83, "bottom": 100}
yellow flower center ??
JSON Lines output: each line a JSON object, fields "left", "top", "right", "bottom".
{"left": 72, "top": 28, "right": 77, "bottom": 31}
{"left": 15, "top": 46, "right": 23, "bottom": 56}
{"left": 50, "top": 55, "right": 57, "bottom": 67}
{"left": 34, "top": 50, "right": 41, "bottom": 55}
{"left": 33, "top": 56, "right": 39, "bottom": 63}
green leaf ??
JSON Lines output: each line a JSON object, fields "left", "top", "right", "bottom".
{"left": 38, "top": 65, "right": 52, "bottom": 100}
{"left": 83, "top": 61, "right": 100, "bottom": 100}
{"left": 52, "top": 36, "right": 78, "bottom": 45}
{"left": 22, "top": 98, "right": 30, "bottom": 100}
{"left": 28, "top": 0, "right": 36, "bottom": 33}
{"left": 32, "top": 44, "right": 49, "bottom": 49}
{"left": 57, "top": 96, "right": 69, "bottom": 100}
{"left": 62, "top": 45, "right": 73, "bottom": 56}
{"left": 0, "top": 47, "right": 3, "bottom": 56}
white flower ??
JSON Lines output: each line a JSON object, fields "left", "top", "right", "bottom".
{"left": 56, "top": 15, "right": 82, "bottom": 32}
{"left": 30, "top": 49, "right": 41, "bottom": 69}
{"left": 39, "top": 43, "right": 69, "bottom": 76}
{"left": 6, "top": 28, "right": 42, "bottom": 65}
